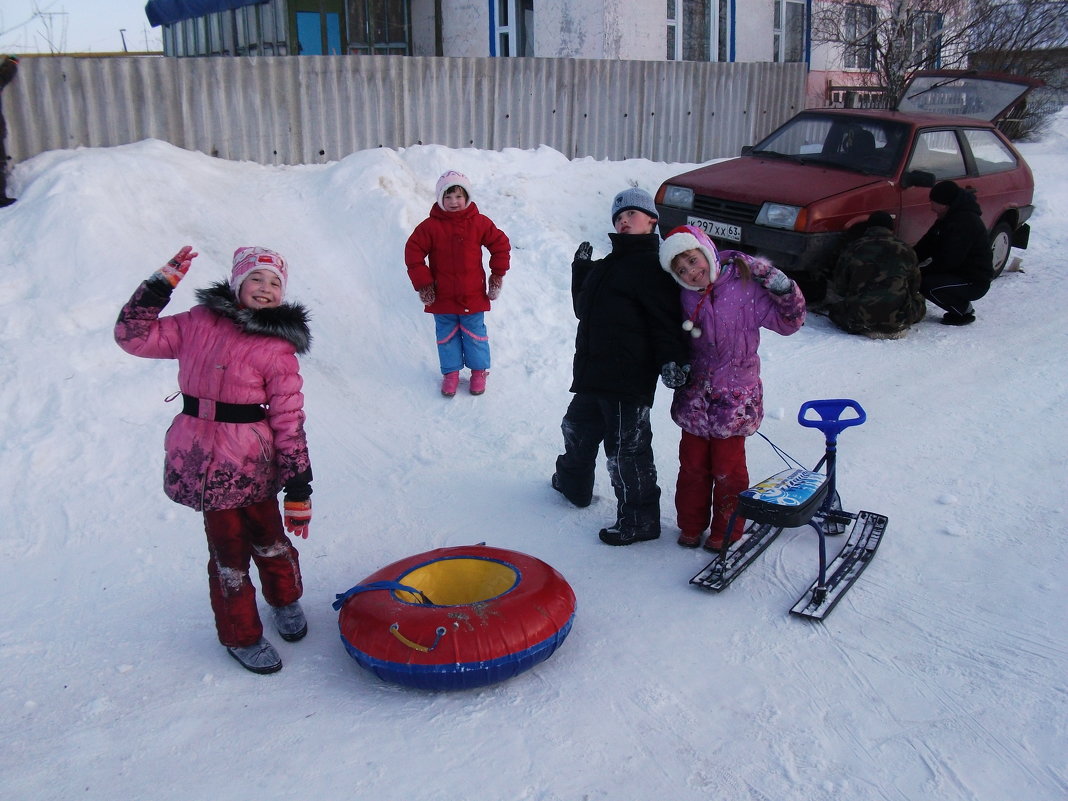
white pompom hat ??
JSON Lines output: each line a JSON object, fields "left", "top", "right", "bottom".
{"left": 659, "top": 224, "right": 720, "bottom": 290}
{"left": 436, "top": 170, "right": 473, "bottom": 210}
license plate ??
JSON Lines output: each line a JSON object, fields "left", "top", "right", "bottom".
{"left": 687, "top": 216, "right": 742, "bottom": 242}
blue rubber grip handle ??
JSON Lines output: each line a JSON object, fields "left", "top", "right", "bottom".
{"left": 797, "top": 399, "right": 866, "bottom": 438}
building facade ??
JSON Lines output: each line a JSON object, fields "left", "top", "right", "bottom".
{"left": 146, "top": 0, "right": 980, "bottom": 109}
{"left": 147, "top": 0, "right": 811, "bottom": 67}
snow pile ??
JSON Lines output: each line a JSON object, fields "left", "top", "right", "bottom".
{"left": 1, "top": 123, "right": 1066, "bottom": 800}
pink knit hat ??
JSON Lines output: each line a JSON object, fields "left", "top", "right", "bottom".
{"left": 435, "top": 170, "right": 473, "bottom": 210}
{"left": 230, "top": 246, "right": 288, "bottom": 298}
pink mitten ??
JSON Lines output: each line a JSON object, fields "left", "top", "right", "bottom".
{"left": 283, "top": 499, "right": 311, "bottom": 539}
{"left": 153, "top": 246, "right": 198, "bottom": 288}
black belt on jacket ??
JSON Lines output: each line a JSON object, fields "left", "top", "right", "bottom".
{"left": 182, "top": 393, "right": 266, "bottom": 423}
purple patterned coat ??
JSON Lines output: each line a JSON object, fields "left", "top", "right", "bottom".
{"left": 115, "top": 280, "right": 312, "bottom": 512}
{"left": 671, "top": 253, "right": 806, "bottom": 440}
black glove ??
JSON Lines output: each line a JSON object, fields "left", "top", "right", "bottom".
{"left": 660, "top": 362, "right": 691, "bottom": 389}
{"left": 574, "top": 241, "right": 593, "bottom": 262}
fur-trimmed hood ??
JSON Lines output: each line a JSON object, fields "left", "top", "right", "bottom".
{"left": 196, "top": 281, "right": 312, "bottom": 354}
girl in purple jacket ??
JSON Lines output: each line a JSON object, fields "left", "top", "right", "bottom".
{"left": 115, "top": 246, "right": 313, "bottom": 675}
{"left": 659, "top": 225, "right": 806, "bottom": 551}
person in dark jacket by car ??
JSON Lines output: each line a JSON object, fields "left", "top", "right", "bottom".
{"left": 552, "top": 188, "right": 690, "bottom": 546}
{"left": 0, "top": 55, "right": 18, "bottom": 208}
{"left": 915, "top": 180, "right": 994, "bottom": 326}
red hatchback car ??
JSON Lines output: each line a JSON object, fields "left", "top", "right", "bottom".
{"left": 655, "top": 71, "right": 1038, "bottom": 296}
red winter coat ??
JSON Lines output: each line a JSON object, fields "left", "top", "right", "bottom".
{"left": 115, "top": 280, "right": 313, "bottom": 512}
{"left": 404, "top": 201, "right": 511, "bottom": 314}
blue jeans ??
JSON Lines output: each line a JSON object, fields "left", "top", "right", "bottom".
{"left": 435, "top": 313, "right": 490, "bottom": 374}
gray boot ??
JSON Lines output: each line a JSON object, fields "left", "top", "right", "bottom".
{"left": 227, "top": 637, "right": 282, "bottom": 674}
{"left": 272, "top": 601, "right": 308, "bottom": 642}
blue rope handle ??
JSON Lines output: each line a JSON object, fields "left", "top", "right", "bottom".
{"left": 332, "top": 580, "right": 431, "bottom": 611}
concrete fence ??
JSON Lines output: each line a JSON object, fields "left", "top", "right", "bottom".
{"left": 5, "top": 55, "right": 807, "bottom": 166}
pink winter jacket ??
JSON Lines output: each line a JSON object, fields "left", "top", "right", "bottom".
{"left": 671, "top": 253, "right": 806, "bottom": 440}
{"left": 404, "top": 201, "right": 511, "bottom": 315}
{"left": 115, "top": 280, "right": 312, "bottom": 512}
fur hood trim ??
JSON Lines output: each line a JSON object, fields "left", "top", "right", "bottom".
{"left": 196, "top": 281, "right": 312, "bottom": 354}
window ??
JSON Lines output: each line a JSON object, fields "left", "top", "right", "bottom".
{"left": 774, "top": 0, "right": 806, "bottom": 63}
{"left": 907, "top": 129, "right": 965, "bottom": 180}
{"left": 963, "top": 129, "right": 1017, "bottom": 175}
{"left": 844, "top": 4, "right": 875, "bottom": 71}
{"left": 494, "top": 0, "right": 533, "bottom": 57}
{"left": 350, "top": 0, "right": 411, "bottom": 55}
{"left": 290, "top": 0, "right": 344, "bottom": 55}
{"left": 162, "top": 1, "right": 289, "bottom": 57}
{"left": 666, "top": 0, "right": 730, "bottom": 62}
{"left": 908, "top": 11, "right": 942, "bottom": 67}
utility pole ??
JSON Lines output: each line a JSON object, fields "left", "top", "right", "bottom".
{"left": 119, "top": 28, "right": 128, "bottom": 52}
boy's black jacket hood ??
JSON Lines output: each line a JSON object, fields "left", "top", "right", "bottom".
{"left": 196, "top": 281, "right": 312, "bottom": 354}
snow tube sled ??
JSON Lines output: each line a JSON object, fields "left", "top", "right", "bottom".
{"left": 333, "top": 545, "right": 577, "bottom": 690}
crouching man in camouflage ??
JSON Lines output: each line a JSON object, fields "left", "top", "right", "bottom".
{"left": 825, "top": 211, "right": 926, "bottom": 339}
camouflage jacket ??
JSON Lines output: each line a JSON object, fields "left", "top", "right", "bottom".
{"left": 827, "top": 226, "right": 926, "bottom": 334}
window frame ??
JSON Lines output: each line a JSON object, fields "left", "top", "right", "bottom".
{"left": 844, "top": 3, "right": 876, "bottom": 71}
{"left": 666, "top": 0, "right": 730, "bottom": 63}
{"left": 773, "top": 0, "right": 807, "bottom": 64}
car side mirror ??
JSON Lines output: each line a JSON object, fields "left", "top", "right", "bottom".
{"left": 903, "top": 170, "right": 936, "bottom": 189}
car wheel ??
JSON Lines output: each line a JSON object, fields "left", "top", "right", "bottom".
{"left": 989, "top": 221, "right": 1014, "bottom": 278}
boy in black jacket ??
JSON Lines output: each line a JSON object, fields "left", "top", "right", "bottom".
{"left": 552, "top": 188, "right": 690, "bottom": 545}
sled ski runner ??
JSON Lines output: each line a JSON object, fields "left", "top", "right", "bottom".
{"left": 689, "top": 399, "right": 887, "bottom": 620}
{"left": 790, "top": 509, "right": 886, "bottom": 620}
{"left": 690, "top": 522, "right": 783, "bottom": 592}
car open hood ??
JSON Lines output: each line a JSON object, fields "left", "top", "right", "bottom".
{"left": 668, "top": 156, "right": 883, "bottom": 207}
{"left": 896, "top": 70, "right": 1041, "bottom": 122}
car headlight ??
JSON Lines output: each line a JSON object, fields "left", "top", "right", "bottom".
{"left": 661, "top": 185, "right": 694, "bottom": 210}
{"left": 756, "top": 203, "right": 802, "bottom": 230}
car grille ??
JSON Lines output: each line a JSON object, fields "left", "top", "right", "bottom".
{"left": 693, "top": 196, "right": 761, "bottom": 225}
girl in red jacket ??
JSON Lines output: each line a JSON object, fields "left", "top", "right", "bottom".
{"left": 405, "top": 170, "right": 511, "bottom": 397}
{"left": 115, "top": 246, "right": 313, "bottom": 675}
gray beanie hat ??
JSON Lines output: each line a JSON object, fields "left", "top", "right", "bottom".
{"left": 611, "top": 188, "right": 659, "bottom": 224}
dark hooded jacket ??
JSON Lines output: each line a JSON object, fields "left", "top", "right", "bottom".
{"left": 569, "top": 232, "right": 688, "bottom": 407}
{"left": 0, "top": 56, "right": 15, "bottom": 142}
{"left": 914, "top": 189, "right": 994, "bottom": 289}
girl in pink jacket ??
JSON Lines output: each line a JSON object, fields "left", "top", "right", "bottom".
{"left": 659, "top": 226, "right": 806, "bottom": 552}
{"left": 115, "top": 246, "right": 313, "bottom": 675}
{"left": 405, "top": 170, "right": 511, "bottom": 397}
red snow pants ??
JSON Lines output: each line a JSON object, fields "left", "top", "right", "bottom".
{"left": 202, "top": 498, "right": 303, "bottom": 648}
{"left": 675, "top": 431, "right": 749, "bottom": 543}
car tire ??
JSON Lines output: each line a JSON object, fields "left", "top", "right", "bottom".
{"left": 989, "top": 221, "right": 1014, "bottom": 278}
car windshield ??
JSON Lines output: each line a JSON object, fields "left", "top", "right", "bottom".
{"left": 750, "top": 113, "right": 909, "bottom": 177}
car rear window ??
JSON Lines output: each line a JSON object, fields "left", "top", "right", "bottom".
{"left": 962, "top": 129, "right": 1019, "bottom": 175}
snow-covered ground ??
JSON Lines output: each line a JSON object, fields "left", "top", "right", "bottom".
{"left": 2, "top": 110, "right": 1066, "bottom": 801}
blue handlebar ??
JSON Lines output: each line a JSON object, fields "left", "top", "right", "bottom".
{"left": 798, "top": 399, "right": 866, "bottom": 440}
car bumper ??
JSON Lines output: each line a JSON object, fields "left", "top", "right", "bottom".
{"left": 657, "top": 207, "right": 844, "bottom": 274}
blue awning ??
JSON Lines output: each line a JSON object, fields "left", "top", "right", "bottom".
{"left": 145, "top": 0, "right": 268, "bottom": 28}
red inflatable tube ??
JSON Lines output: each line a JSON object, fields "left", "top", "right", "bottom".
{"left": 335, "top": 545, "right": 577, "bottom": 691}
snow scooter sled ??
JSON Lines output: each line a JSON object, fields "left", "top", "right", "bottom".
{"left": 689, "top": 398, "right": 887, "bottom": 620}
